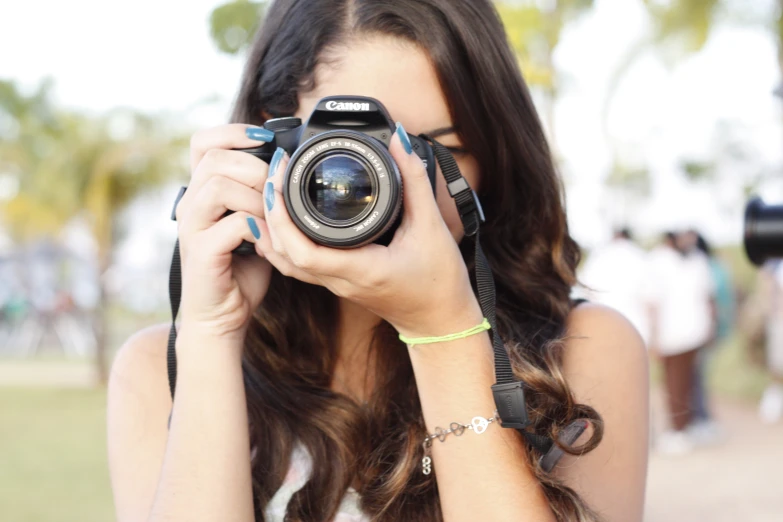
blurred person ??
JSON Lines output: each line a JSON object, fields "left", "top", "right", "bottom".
{"left": 646, "top": 231, "right": 715, "bottom": 454}
{"left": 757, "top": 260, "right": 783, "bottom": 424}
{"left": 578, "top": 227, "right": 650, "bottom": 344}
{"left": 686, "top": 232, "right": 729, "bottom": 443}
{"left": 108, "top": 2, "right": 649, "bottom": 521}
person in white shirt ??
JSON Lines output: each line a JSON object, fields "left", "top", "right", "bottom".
{"left": 579, "top": 228, "right": 650, "bottom": 344}
{"left": 646, "top": 231, "right": 716, "bottom": 454}
{"left": 759, "top": 260, "right": 783, "bottom": 423}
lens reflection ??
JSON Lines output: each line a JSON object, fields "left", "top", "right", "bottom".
{"left": 307, "top": 154, "right": 375, "bottom": 222}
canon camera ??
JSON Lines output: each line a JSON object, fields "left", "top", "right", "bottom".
{"left": 237, "top": 96, "right": 437, "bottom": 249}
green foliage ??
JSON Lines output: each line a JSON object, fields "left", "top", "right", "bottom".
{"left": 209, "top": 0, "right": 266, "bottom": 55}
{"left": 606, "top": 157, "right": 651, "bottom": 198}
{"left": 642, "top": 0, "right": 722, "bottom": 55}
{"left": 778, "top": 0, "right": 783, "bottom": 67}
{"left": 680, "top": 159, "right": 716, "bottom": 182}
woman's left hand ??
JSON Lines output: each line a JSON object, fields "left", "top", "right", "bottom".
{"left": 255, "top": 123, "right": 483, "bottom": 339}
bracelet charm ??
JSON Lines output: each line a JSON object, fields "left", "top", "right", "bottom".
{"left": 421, "top": 411, "right": 499, "bottom": 474}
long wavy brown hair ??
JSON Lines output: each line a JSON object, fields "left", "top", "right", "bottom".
{"left": 231, "top": 0, "right": 603, "bottom": 520}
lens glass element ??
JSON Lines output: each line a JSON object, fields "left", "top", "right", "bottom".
{"left": 307, "top": 154, "right": 375, "bottom": 222}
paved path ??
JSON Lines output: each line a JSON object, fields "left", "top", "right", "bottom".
{"left": 646, "top": 391, "right": 783, "bottom": 522}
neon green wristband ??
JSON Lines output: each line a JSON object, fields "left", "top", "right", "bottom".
{"left": 399, "top": 318, "right": 491, "bottom": 345}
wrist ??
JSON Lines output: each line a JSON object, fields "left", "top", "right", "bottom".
{"left": 396, "top": 297, "right": 484, "bottom": 341}
{"left": 175, "top": 324, "right": 246, "bottom": 367}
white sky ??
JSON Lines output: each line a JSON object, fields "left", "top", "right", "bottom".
{"left": 1, "top": 0, "right": 781, "bottom": 276}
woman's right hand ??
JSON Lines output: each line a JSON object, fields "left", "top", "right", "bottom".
{"left": 174, "top": 124, "right": 277, "bottom": 349}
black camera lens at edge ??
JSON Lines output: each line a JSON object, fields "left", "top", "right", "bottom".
{"left": 744, "top": 196, "right": 783, "bottom": 266}
{"left": 283, "top": 129, "right": 403, "bottom": 249}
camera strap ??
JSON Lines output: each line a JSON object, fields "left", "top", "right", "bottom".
{"left": 421, "top": 135, "right": 554, "bottom": 457}
{"left": 164, "top": 141, "right": 556, "bottom": 459}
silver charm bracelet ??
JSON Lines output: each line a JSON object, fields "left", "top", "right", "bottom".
{"left": 421, "top": 410, "right": 500, "bottom": 475}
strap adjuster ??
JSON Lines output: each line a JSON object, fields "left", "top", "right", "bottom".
{"left": 447, "top": 178, "right": 485, "bottom": 237}
{"left": 491, "top": 381, "right": 530, "bottom": 429}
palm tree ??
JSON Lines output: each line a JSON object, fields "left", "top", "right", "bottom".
{"left": 0, "top": 79, "right": 188, "bottom": 383}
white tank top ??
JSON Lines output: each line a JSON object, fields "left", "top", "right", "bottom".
{"left": 263, "top": 443, "right": 370, "bottom": 522}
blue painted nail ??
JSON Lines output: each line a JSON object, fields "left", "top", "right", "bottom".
{"left": 265, "top": 181, "right": 275, "bottom": 211}
{"left": 268, "top": 147, "right": 285, "bottom": 178}
{"left": 246, "top": 126, "right": 275, "bottom": 142}
{"left": 246, "top": 217, "right": 261, "bottom": 240}
{"left": 396, "top": 122, "right": 413, "bottom": 154}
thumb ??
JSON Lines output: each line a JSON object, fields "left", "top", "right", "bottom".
{"left": 390, "top": 122, "right": 438, "bottom": 223}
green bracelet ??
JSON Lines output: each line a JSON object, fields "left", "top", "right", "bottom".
{"left": 399, "top": 318, "right": 491, "bottom": 345}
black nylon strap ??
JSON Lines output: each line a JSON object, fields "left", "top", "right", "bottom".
{"left": 166, "top": 239, "right": 181, "bottom": 399}
{"left": 473, "top": 231, "right": 514, "bottom": 384}
{"left": 421, "top": 135, "right": 553, "bottom": 457}
{"left": 420, "top": 136, "right": 512, "bottom": 383}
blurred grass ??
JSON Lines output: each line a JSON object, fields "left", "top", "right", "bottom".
{"left": 708, "top": 332, "right": 770, "bottom": 400}
{"left": 0, "top": 388, "right": 113, "bottom": 522}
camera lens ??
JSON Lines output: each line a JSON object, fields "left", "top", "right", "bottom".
{"left": 283, "top": 129, "right": 406, "bottom": 248}
{"left": 744, "top": 196, "right": 783, "bottom": 266}
{"left": 306, "top": 154, "right": 375, "bottom": 223}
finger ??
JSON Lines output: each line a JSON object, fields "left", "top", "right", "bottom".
{"left": 189, "top": 124, "right": 275, "bottom": 173}
{"left": 262, "top": 150, "right": 289, "bottom": 258}
{"left": 263, "top": 153, "right": 377, "bottom": 280}
{"left": 181, "top": 175, "right": 266, "bottom": 233}
{"left": 251, "top": 218, "right": 324, "bottom": 287}
{"left": 390, "top": 122, "right": 440, "bottom": 224}
{"left": 194, "top": 211, "right": 266, "bottom": 259}
{"left": 190, "top": 148, "right": 269, "bottom": 196}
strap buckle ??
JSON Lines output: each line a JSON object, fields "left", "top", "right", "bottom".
{"left": 491, "top": 381, "right": 530, "bottom": 430}
{"left": 447, "top": 178, "right": 485, "bottom": 237}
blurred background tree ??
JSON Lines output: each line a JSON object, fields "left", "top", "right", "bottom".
{"left": 604, "top": 0, "right": 723, "bottom": 138}
{"left": 495, "top": 0, "right": 594, "bottom": 150}
{"left": 0, "top": 79, "right": 188, "bottom": 383}
{"left": 209, "top": 0, "right": 267, "bottom": 56}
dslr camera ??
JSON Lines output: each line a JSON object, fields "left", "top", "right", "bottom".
{"left": 239, "top": 96, "right": 436, "bottom": 249}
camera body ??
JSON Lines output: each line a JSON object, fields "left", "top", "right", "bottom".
{"left": 239, "top": 96, "right": 436, "bottom": 249}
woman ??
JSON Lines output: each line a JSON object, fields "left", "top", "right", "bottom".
{"left": 108, "top": 1, "right": 648, "bottom": 521}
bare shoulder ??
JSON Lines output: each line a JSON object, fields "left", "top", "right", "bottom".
{"left": 554, "top": 302, "right": 649, "bottom": 522}
{"left": 563, "top": 301, "right": 648, "bottom": 380}
{"left": 109, "top": 323, "right": 172, "bottom": 408}
{"left": 108, "top": 324, "right": 173, "bottom": 522}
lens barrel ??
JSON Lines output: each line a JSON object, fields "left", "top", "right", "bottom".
{"left": 744, "top": 196, "right": 783, "bottom": 266}
{"left": 284, "top": 129, "right": 402, "bottom": 248}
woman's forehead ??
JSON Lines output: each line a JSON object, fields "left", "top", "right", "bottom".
{"left": 296, "top": 36, "right": 454, "bottom": 136}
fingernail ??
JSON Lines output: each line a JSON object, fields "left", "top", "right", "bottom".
{"left": 396, "top": 122, "right": 413, "bottom": 155}
{"left": 246, "top": 217, "right": 261, "bottom": 240}
{"left": 265, "top": 181, "right": 275, "bottom": 211}
{"left": 246, "top": 126, "right": 275, "bottom": 142}
{"left": 268, "top": 147, "right": 285, "bottom": 178}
